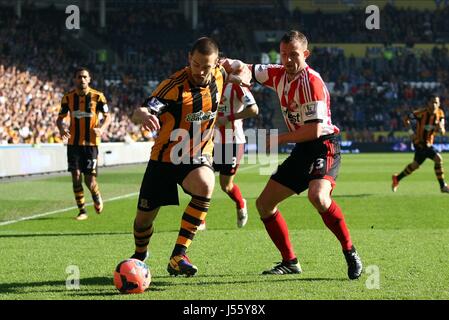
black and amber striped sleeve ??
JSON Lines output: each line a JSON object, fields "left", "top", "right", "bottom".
{"left": 142, "top": 72, "right": 185, "bottom": 111}
{"left": 58, "top": 94, "right": 70, "bottom": 118}
{"left": 97, "top": 92, "right": 109, "bottom": 113}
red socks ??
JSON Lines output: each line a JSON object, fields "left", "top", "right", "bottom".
{"left": 320, "top": 200, "right": 353, "bottom": 251}
{"left": 226, "top": 184, "right": 245, "bottom": 209}
{"left": 261, "top": 210, "right": 296, "bottom": 262}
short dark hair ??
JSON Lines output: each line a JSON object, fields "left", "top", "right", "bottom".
{"left": 73, "top": 67, "right": 90, "bottom": 78}
{"left": 190, "top": 37, "right": 219, "bottom": 56}
{"left": 280, "top": 30, "right": 308, "bottom": 48}
{"left": 426, "top": 92, "right": 440, "bottom": 102}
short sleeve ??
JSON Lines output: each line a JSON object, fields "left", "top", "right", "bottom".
{"left": 252, "top": 64, "right": 284, "bottom": 89}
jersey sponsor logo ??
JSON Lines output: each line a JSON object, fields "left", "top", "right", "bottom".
{"left": 72, "top": 110, "right": 94, "bottom": 119}
{"left": 185, "top": 110, "right": 217, "bottom": 122}
{"left": 217, "top": 104, "right": 228, "bottom": 113}
{"left": 286, "top": 111, "right": 301, "bottom": 124}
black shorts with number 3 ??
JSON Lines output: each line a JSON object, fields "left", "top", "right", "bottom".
{"left": 212, "top": 143, "right": 245, "bottom": 176}
{"left": 67, "top": 145, "right": 99, "bottom": 176}
{"left": 271, "top": 135, "right": 341, "bottom": 194}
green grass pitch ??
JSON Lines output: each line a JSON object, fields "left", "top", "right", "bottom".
{"left": 0, "top": 153, "right": 448, "bottom": 300}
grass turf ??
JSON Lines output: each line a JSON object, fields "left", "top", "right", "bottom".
{"left": 0, "top": 153, "right": 448, "bottom": 300}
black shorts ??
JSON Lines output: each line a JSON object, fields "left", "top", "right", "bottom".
{"left": 137, "top": 158, "right": 213, "bottom": 212}
{"left": 212, "top": 143, "right": 245, "bottom": 176}
{"left": 67, "top": 145, "right": 99, "bottom": 176}
{"left": 414, "top": 144, "right": 438, "bottom": 165}
{"left": 271, "top": 135, "right": 341, "bottom": 194}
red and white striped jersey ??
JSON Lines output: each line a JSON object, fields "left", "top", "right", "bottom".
{"left": 214, "top": 82, "right": 256, "bottom": 144}
{"left": 252, "top": 63, "right": 339, "bottom": 136}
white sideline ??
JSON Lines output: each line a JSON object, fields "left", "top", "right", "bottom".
{"left": 0, "top": 192, "right": 139, "bottom": 227}
{"left": 0, "top": 162, "right": 272, "bottom": 227}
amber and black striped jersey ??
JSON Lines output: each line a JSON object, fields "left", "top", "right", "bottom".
{"left": 58, "top": 88, "right": 108, "bottom": 146}
{"left": 410, "top": 107, "right": 445, "bottom": 146}
{"left": 144, "top": 66, "right": 227, "bottom": 163}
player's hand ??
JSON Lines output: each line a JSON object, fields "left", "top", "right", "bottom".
{"left": 59, "top": 129, "right": 71, "bottom": 140}
{"left": 142, "top": 113, "right": 161, "bottom": 132}
{"left": 93, "top": 128, "right": 103, "bottom": 137}
{"left": 220, "top": 59, "right": 252, "bottom": 87}
{"left": 216, "top": 116, "right": 227, "bottom": 127}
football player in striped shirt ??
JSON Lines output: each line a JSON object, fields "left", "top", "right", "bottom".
{"left": 129, "top": 37, "right": 250, "bottom": 276}
{"left": 392, "top": 94, "right": 448, "bottom": 193}
{"left": 222, "top": 30, "right": 362, "bottom": 280}
{"left": 56, "top": 67, "right": 111, "bottom": 221}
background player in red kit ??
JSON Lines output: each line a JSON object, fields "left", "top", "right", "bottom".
{"left": 210, "top": 82, "right": 259, "bottom": 228}
{"left": 223, "top": 30, "right": 363, "bottom": 279}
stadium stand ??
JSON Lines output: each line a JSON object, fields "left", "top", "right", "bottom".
{"left": 0, "top": 1, "right": 448, "bottom": 144}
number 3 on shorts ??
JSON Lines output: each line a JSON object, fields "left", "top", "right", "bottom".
{"left": 309, "top": 158, "right": 325, "bottom": 174}
{"left": 232, "top": 156, "right": 237, "bottom": 168}
{"left": 315, "top": 158, "right": 325, "bottom": 169}
{"left": 87, "top": 159, "right": 97, "bottom": 169}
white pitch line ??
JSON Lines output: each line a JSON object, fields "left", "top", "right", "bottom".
{"left": 0, "top": 161, "right": 279, "bottom": 227}
{"left": 0, "top": 192, "right": 139, "bottom": 227}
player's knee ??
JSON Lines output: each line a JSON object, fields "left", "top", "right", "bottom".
{"left": 193, "top": 180, "right": 215, "bottom": 197}
{"left": 435, "top": 154, "right": 443, "bottom": 164}
{"left": 72, "top": 173, "right": 82, "bottom": 184}
{"left": 220, "top": 182, "right": 233, "bottom": 193}
{"left": 256, "top": 196, "right": 274, "bottom": 217}
{"left": 308, "top": 191, "right": 330, "bottom": 212}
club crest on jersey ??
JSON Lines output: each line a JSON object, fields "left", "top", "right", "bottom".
{"left": 185, "top": 110, "right": 217, "bottom": 122}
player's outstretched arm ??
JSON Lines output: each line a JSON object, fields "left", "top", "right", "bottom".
{"left": 277, "top": 122, "right": 322, "bottom": 145}
{"left": 216, "top": 103, "right": 259, "bottom": 127}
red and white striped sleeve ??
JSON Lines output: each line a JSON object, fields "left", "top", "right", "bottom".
{"left": 252, "top": 64, "right": 284, "bottom": 90}
{"left": 301, "top": 73, "right": 329, "bottom": 124}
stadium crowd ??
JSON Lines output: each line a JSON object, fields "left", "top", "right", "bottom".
{"left": 1, "top": 3, "right": 449, "bottom": 144}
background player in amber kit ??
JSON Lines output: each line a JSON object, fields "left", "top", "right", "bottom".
{"left": 392, "top": 94, "right": 448, "bottom": 193}
{"left": 210, "top": 82, "right": 259, "bottom": 229}
{"left": 222, "top": 30, "right": 363, "bottom": 279}
{"left": 56, "top": 67, "right": 111, "bottom": 220}
{"left": 129, "top": 37, "right": 249, "bottom": 276}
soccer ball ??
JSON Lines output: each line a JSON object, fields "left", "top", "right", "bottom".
{"left": 113, "top": 259, "right": 151, "bottom": 294}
